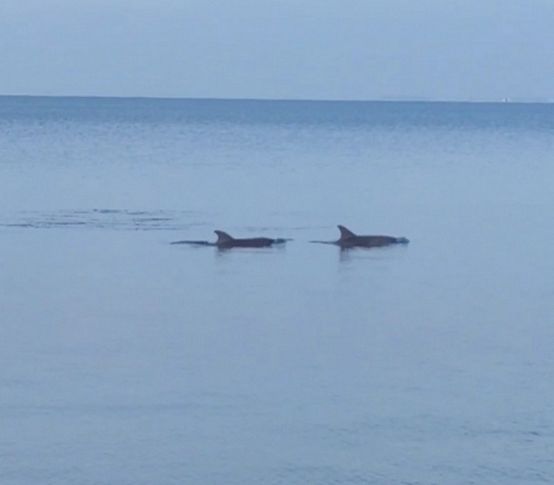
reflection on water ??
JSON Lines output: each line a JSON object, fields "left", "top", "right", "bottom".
{"left": 336, "top": 244, "right": 409, "bottom": 264}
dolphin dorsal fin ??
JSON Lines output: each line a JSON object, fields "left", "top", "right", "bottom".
{"left": 214, "top": 230, "right": 234, "bottom": 244}
{"left": 337, "top": 225, "right": 356, "bottom": 240}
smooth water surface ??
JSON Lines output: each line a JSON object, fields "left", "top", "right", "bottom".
{"left": 1, "top": 97, "right": 554, "bottom": 484}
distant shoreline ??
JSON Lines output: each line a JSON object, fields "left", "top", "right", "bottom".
{"left": 0, "top": 94, "right": 553, "bottom": 105}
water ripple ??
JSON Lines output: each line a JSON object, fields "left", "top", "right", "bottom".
{"left": 0, "top": 209, "right": 207, "bottom": 231}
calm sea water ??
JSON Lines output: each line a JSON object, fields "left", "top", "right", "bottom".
{"left": 1, "top": 96, "right": 554, "bottom": 484}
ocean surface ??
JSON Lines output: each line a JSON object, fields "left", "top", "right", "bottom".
{"left": 1, "top": 96, "right": 554, "bottom": 484}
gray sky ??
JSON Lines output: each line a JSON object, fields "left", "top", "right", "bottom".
{"left": 1, "top": 0, "right": 553, "bottom": 101}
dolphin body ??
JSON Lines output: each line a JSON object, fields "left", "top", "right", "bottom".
{"left": 311, "top": 225, "right": 409, "bottom": 249}
{"left": 171, "top": 230, "right": 289, "bottom": 249}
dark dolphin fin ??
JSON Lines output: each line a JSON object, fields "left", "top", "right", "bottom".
{"left": 214, "top": 230, "right": 234, "bottom": 244}
{"left": 337, "top": 225, "right": 356, "bottom": 240}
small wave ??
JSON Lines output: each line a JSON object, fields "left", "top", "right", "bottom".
{"left": 0, "top": 209, "right": 208, "bottom": 232}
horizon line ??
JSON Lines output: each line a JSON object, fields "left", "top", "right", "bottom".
{"left": 1, "top": 93, "right": 553, "bottom": 105}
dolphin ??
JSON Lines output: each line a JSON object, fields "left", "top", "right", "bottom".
{"left": 311, "top": 225, "right": 409, "bottom": 249}
{"left": 171, "top": 230, "right": 290, "bottom": 249}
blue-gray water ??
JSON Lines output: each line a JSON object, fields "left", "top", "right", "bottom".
{"left": 1, "top": 97, "right": 554, "bottom": 484}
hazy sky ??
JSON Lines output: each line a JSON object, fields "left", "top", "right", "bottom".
{"left": 1, "top": 0, "right": 553, "bottom": 100}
